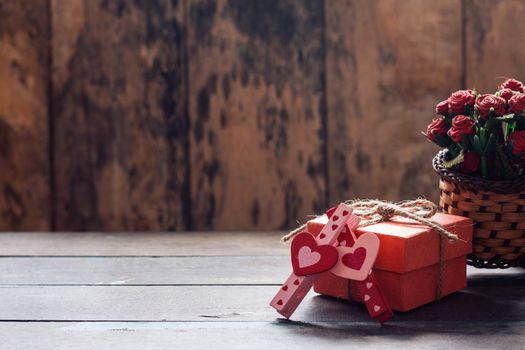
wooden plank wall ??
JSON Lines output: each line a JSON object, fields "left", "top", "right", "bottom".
{"left": 1, "top": 0, "right": 525, "bottom": 231}
{"left": 51, "top": 0, "right": 189, "bottom": 231}
{"left": 325, "top": 0, "right": 462, "bottom": 204}
{"left": 0, "top": 1, "right": 50, "bottom": 230}
{"left": 186, "top": 0, "right": 327, "bottom": 230}
{"left": 465, "top": 0, "right": 525, "bottom": 91}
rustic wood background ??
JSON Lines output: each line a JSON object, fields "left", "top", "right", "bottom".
{"left": 1, "top": 0, "right": 525, "bottom": 232}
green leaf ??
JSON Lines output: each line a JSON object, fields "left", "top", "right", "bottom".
{"left": 515, "top": 114, "right": 525, "bottom": 130}
{"left": 446, "top": 143, "right": 461, "bottom": 158}
{"left": 485, "top": 117, "right": 500, "bottom": 131}
{"left": 442, "top": 150, "right": 465, "bottom": 169}
{"left": 460, "top": 134, "right": 471, "bottom": 150}
{"left": 473, "top": 108, "right": 481, "bottom": 121}
{"left": 478, "top": 127, "right": 487, "bottom": 150}
{"left": 488, "top": 107, "right": 496, "bottom": 120}
{"left": 472, "top": 134, "right": 482, "bottom": 153}
{"left": 463, "top": 104, "right": 472, "bottom": 116}
{"left": 504, "top": 121, "right": 514, "bottom": 139}
{"left": 496, "top": 145, "right": 519, "bottom": 179}
{"left": 432, "top": 131, "right": 452, "bottom": 147}
{"left": 483, "top": 133, "right": 496, "bottom": 154}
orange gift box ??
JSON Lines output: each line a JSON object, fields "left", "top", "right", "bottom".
{"left": 307, "top": 213, "right": 473, "bottom": 311}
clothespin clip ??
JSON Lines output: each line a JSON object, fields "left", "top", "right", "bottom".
{"left": 270, "top": 203, "right": 357, "bottom": 318}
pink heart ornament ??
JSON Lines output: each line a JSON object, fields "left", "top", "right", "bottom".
{"left": 330, "top": 232, "right": 380, "bottom": 281}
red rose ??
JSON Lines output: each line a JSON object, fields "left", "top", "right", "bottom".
{"left": 475, "top": 94, "right": 506, "bottom": 118}
{"left": 426, "top": 118, "right": 448, "bottom": 142}
{"left": 498, "top": 88, "right": 516, "bottom": 102}
{"left": 435, "top": 100, "right": 449, "bottom": 116}
{"left": 460, "top": 151, "right": 480, "bottom": 174}
{"left": 448, "top": 89, "right": 476, "bottom": 114}
{"left": 448, "top": 115, "right": 475, "bottom": 142}
{"left": 510, "top": 130, "right": 525, "bottom": 159}
{"left": 509, "top": 94, "right": 525, "bottom": 114}
{"left": 499, "top": 78, "right": 525, "bottom": 93}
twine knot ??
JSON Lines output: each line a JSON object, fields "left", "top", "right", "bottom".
{"left": 376, "top": 206, "right": 395, "bottom": 220}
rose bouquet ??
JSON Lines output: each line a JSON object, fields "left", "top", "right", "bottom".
{"left": 425, "top": 78, "right": 525, "bottom": 180}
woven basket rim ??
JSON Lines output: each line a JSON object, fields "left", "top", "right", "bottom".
{"left": 433, "top": 150, "right": 525, "bottom": 194}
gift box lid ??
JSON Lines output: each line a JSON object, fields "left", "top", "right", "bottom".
{"left": 307, "top": 212, "right": 472, "bottom": 274}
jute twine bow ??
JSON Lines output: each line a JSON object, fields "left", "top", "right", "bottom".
{"left": 281, "top": 199, "right": 460, "bottom": 300}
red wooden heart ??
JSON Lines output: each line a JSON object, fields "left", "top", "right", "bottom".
{"left": 342, "top": 247, "right": 366, "bottom": 270}
{"left": 291, "top": 231, "right": 338, "bottom": 276}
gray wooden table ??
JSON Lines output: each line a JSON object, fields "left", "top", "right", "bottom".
{"left": 0, "top": 232, "right": 523, "bottom": 349}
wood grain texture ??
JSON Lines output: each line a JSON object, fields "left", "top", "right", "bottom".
{"left": 1, "top": 321, "right": 524, "bottom": 350}
{"left": 8, "top": 1, "right": 525, "bottom": 232}
{"left": 465, "top": 0, "right": 525, "bottom": 92}
{"left": 186, "top": 0, "right": 327, "bottom": 230}
{"left": 51, "top": 0, "right": 189, "bottom": 231}
{"left": 324, "top": 0, "right": 462, "bottom": 204}
{"left": 0, "top": 282, "right": 523, "bottom": 321}
{"left": 0, "top": 0, "right": 50, "bottom": 230}
{"left": 0, "top": 231, "right": 288, "bottom": 256}
{"left": 0, "top": 256, "right": 290, "bottom": 285}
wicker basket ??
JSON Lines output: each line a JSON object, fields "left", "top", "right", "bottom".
{"left": 433, "top": 150, "right": 525, "bottom": 268}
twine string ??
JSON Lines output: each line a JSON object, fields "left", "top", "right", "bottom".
{"left": 280, "top": 199, "right": 460, "bottom": 300}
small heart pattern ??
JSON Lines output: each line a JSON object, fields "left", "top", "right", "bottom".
{"left": 354, "top": 274, "right": 394, "bottom": 322}
{"left": 291, "top": 231, "right": 338, "bottom": 276}
{"left": 327, "top": 206, "right": 352, "bottom": 221}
